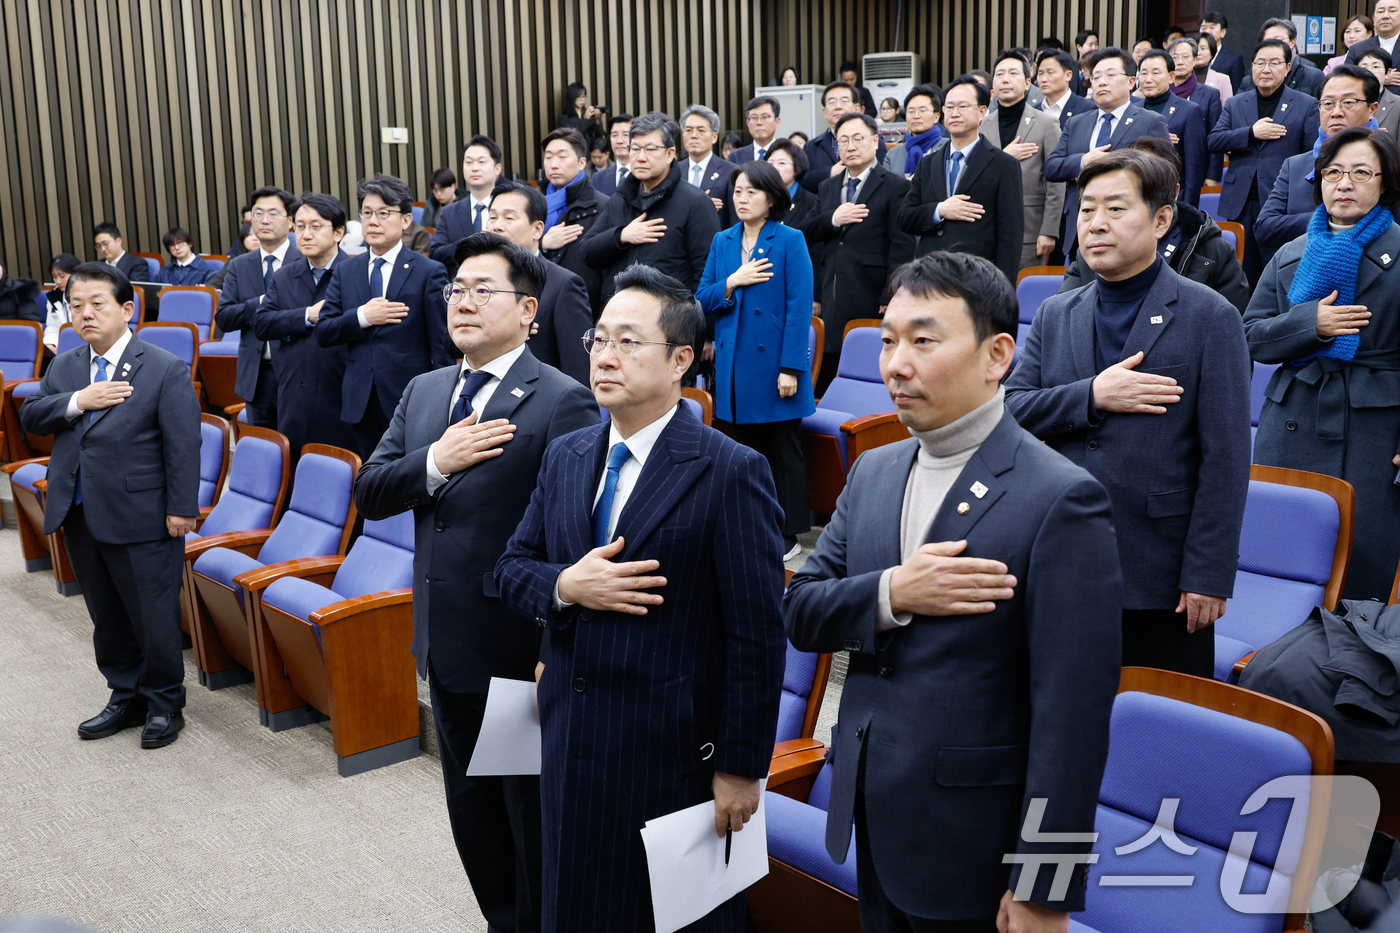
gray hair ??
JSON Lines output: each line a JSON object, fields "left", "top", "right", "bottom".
{"left": 680, "top": 104, "right": 721, "bottom": 134}
{"left": 629, "top": 111, "right": 682, "bottom": 150}
{"left": 356, "top": 173, "right": 414, "bottom": 213}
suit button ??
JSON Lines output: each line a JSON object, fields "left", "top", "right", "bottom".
{"left": 368, "top": 365, "right": 374, "bottom": 372}
{"left": 573, "top": 677, "right": 586, "bottom": 693}
{"left": 1285, "top": 420, "right": 1297, "bottom": 431}
{"left": 936, "top": 230, "right": 944, "bottom": 236}
{"left": 424, "top": 574, "right": 430, "bottom": 583}
{"left": 537, "top": 618, "right": 547, "bottom": 628}
{"left": 1087, "top": 440, "right": 1098, "bottom": 450}
{"left": 855, "top": 725, "right": 864, "bottom": 738}
{"left": 435, "top": 521, "right": 445, "bottom": 532}
{"left": 880, "top": 666, "right": 893, "bottom": 679}
{"left": 79, "top": 443, "right": 86, "bottom": 450}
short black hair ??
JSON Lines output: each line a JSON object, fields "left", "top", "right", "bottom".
{"left": 1313, "top": 125, "right": 1400, "bottom": 210}
{"left": 994, "top": 50, "right": 1032, "bottom": 79}
{"left": 968, "top": 70, "right": 993, "bottom": 87}
{"left": 746, "top": 95, "right": 781, "bottom": 118}
{"left": 904, "top": 83, "right": 943, "bottom": 112}
{"left": 1037, "top": 37, "right": 1065, "bottom": 51}
{"left": 721, "top": 131, "right": 742, "bottom": 150}
{"left": 1253, "top": 38, "right": 1294, "bottom": 65}
{"left": 1089, "top": 47, "right": 1138, "bottom": 78}
{"left": 607, "top": 113, "right": 634, "bottom": 130}
{"left": 542, "top": 127, "right": 589, "bottom": 160}
{"left": 1259, "top": 17, "right": 1297, "bottom": 41}
{"left": 822, "top": 80, "right": 859, "bottom": 107}
{"left": 249, "top": 185, "right": 296, "bottom": 213}
{"left": 1163, "top": 26, "right": 1186, "bottom": 41}
{"left": 610, "top": 264, "right": 705, "bottom": 375}
{"left": 490, "top": 179, "right": 548, "bottom": 226}
{"left": 1201, "top": 12, "right": 1228, "bottom": 29}
{"left": 50, "top": 253, "right": 80, "bottom": 274}
{"left": 735, "top": 160, "right": 791, "bottom": 220}
{"left": 92, "top": 221, "right": 122, "bottom": 241}
{"left": 1321, "top": 63, "right": 1381, "bottom": 105}
{"left": 1127, "top": 136, "right": 1183, "bottom": 188}
{"left": 1139, "top": 49, "right": 1176, "bottom": 74}
{"left": 1078, "top": 149, "right": 1178, "bottom": 216}
{"left": 464, "top": 134, "right": 503, "bottom": 165}
{"left": 1037, "top": 49, "right": 1078, "bottom": 73}
{"left": 944, "top": 74, "right": 991, "bottom": 107}
{"left": 590, "top": 139, "right": 611, "bottom": 155}
{"left": 68, "top": 261, "right": 134, "bottom": 306}
{"left": 162, "top": 227, "right": 194, "bottom": 250}
{"left": 431, "top": 168, "right": 458, "bottom": 189}
{"left": 452, "top": 231, "right": 548, "bottom": 300}
{"left": 296, "top": 192, "right": 348, "bottom": 230}
{"left": 763, "top": 137, "right": 809, "bottom": 175}
{"left": 563, "top": 82, "right": 587, "bottom": 111}
{"left": 1075, "top": 28, "right": 1099, "bottom": 48}
{"left": 1360, "top": 46, "right": 1394, "bottom": 72}
{"left": 357, "top": 174, "right": 414, "bottom": 213}
{"left": 838, "top": 59, "right": 860, "bottom": 77}
{"left": 779, "top": 65, "right": 801, "bottom": 83}
{"left": 887, "top": 252, "right": 1018, "bottom": 343}
{"left": 788, "top": 131, "right": 809, "bottom": 145}
{"left": 833, "top": 112, "right": 879, "bottom": 136}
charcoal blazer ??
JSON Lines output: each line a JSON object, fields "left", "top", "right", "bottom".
{"left": 539, "top": 175, "right": 610, "bottom": 316}
{"left": 313, "top": 247, "right": 453, "bottom": 423}
{"left": 783, "top": 410, "right": 1123, "bottom": 918}
{"left": 1144, "top": 96, "right": 1209, "bottom": 207}
{"left": 1039, "top": 91, "right": 1096, "bottom": 129}
{"left": 216, "top": 244, "right": 303, "bottom": 400}
{"left": 1004, "top": 264, "right": 1253, "bottom": 608}
{"left": 1208, "top": 87, "right": 1319, "bottom": 221}
{"left": 355, "top": 346, "right": 598, "bottom": 692}
{"left": 427, "top": 197, "right": 488, "bottom": 267}
{"left": 687, "top": 155, "right": 740, "bottom": 227}
{"left": 20, "top": 335, "right": 201, "bottom": 541}
{"left": 531, "top": 259, "right": 593, "bottom": 385}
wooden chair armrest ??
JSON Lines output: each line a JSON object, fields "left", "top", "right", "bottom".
{"left": 2, "top": 455, "right": 50, "bottom": 475}
{"left": 768, "top": 746, "right": 829, "bottom": 788}
{"left": 772, "top": 738, "right": 825, "bottom": 759}
{"left": 198, "top": 505, "right": 215, "bottom": 520}
{"left": 841, "top": 411, "right": 901, "bottom": 434}
{"left": 1233, "top": 651, "right": 1256, "bottom": 675}
{"left": 3, "top": 377, "right": 39, "bottom": 391}
{"left": 843, "top": 412, "right": 909, "bottom": 463}
{"left": 33, "top": 479, "right": 47, "bottom": 492}
{"left": 310, "top": 589, "right": 414, "bottom": 626}
{"left": 184, "top": 528, "right": 273, "bottom": 560}
{"left": 233, "top": 555, "right": 346, "bottom": 592}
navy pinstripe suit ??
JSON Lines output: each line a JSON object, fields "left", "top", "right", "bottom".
{"left": 495, "top": 403, "right": 787, "bottom": 932}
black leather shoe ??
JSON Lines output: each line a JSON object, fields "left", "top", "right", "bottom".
{"left": 77, "top": 701, "right": 148, "bottom": 740}
{"left": 140, "top": 711, "right": 185, "bottom": 749}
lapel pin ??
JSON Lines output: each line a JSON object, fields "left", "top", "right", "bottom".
{"left": 1385, "top": 254, "right": 1393, "bottom": 265}
{"left": 1125, "top": 117, "right": 1134, "bottom": 126}
{"left": 757, "top": 248, "right": 764, "bottom": 255}
{"left": 511, "top": 387, "right": 524, "bottom": 398}
{"left": 403, "top": 263, "right": 410, "bottom": 269}
{"left": 1281, "top": 103, "right": 1289, "bottom": 112}
{"left": 957, "top": 502, "right": 970, "bottom": 515}
{"left": 710, "top": 172, "right": 719, "bottom": 181}
{"left": 1163, "top": 243, "right": 1176, "bottom": 257}
{"left": 1151, "top": 315, "right": 1164, "bottom": 325}
{"left": 970, "top": 481, "right": 988, "bottom": 499}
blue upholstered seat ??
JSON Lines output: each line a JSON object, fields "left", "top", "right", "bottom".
{"left": 141, "top": 257, "right": 160, "bottom": 280}
{"left": 137, "top": 325, "right": 196, "bottom": 367}
{"left": 801, "top": 328, "right": 891, "bottom": 467}
{"left": 11, "top": 462, "right": 46, "bottom": 496}
{"left": 1250, "top": 363, "right": 1279, "bottom": 450}
{"left": 1200, "top": 191, "right": 1226, "bottom": 222}
{"left": 198, "top": 420, "right": 225, "bottom": 509}
{"left": 765, "top": 729, "right": 857, "bottom": 896}
{"left": 55, "top": 328, "right": 85, "bottom": 355}
{"left": 775, "top": 642, "right": 820, "bottom": 743}
{"left": 0, "top": 323, "right": 41, "bottom": 380}
{"left": 12, "top": 380, "right": 41, "bottom": 402}
{"left": 1015, "top": 274, "right": 1061, "bottom": 353}
{"left": 200, "top": 256, "right": 226, "bottom": 272}
{"left": 681, "top": 396, "right": 703, "bottom": 424}
{"left": 202, "top": 330, "right": 240, "bottom": 355}
{"left": 158, "top": 289, "right": 214, "bottom": 339}
{"left": 186, "top": 433, "right": 286, "bottom": 542}
{"left": 1219, "top": 226, "right": 1238, "bottom": 254}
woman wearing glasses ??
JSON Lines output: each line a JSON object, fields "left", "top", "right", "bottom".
{"left": 697, "top": 160, "right": 816, "bottom": 560}
{"left": 1245, "top": 126, "right": 1400, "bottom": 599}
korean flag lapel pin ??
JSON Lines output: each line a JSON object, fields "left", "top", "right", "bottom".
{"left": 711, "top": 172, "right": 719, "bottom": 181}
{"left": 510, "top": 387, "right": 524, "bottom": 398}
{"left": 970, "top": 480, "right": 989, "bottom": 499}
{"left": 1281, "top": 102, "right": 1289, "bottom": 113}
{"left": 121, "top": 362, "right": 132, "bottom": 377}
{"left": 1125, "top": 117, "right": 1134, "bottom": 126}
{"left": 1384, "top": 253, "right": 1394, "bottom": 266}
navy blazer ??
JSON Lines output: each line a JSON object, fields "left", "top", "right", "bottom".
{"left": 1213, "top": 46, "right": 1248, "bottom": 94}
{"left": 784, "top": 410, "right": 1123, "bottom": 917}
{"left": 1185, "top": 84, "right": 1226, "bottom": 180}
{"left": 590, "top": 163, "right": 626, "bottom": 196}
{"left": 254, "top": 251, "right": 358, "bottom": 456}
{"left": 1045, "top": 104, "right": 1172, "bottom": 250}
{"left": 494, "top": 405, "right": 786, "bottom": 930}
{"left": 1134, "top": 96, "right": 1209, "bottom": 207}
{"left": 313, "top": 247, "right": 453, "bottom": 424}
{"left": 1004, "top": 264, "right": 1253, "bottom": 608}
{"left": 1208, "top": 87, "right": 1320, "bottom": 220}
{"left": 356, "top": 346, "right": 598, "bottom": 693}
{"left": 685, "top": 155, "right": 740, "bottom": 227}
{"left": 1037, "top": 91, "right": 1096, "bottom": 129}
{"left": 20, "top": 335, "right": 201, "bottom": 543}
{"left": 728, "top": 142, "right": 768, "bottom": 165}
{"left": 801, "top": 128, "right": 889, "bottom": 192}
{"left": 532, "top": 259, "right": 593, "bottom": 385}
{"left": 216, "top": 244, "right": 303, "bottom": 399}
{"left": 427, "top": 196, "right": 489, "bottom": 267}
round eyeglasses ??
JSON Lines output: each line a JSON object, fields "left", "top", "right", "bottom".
{"left": 444, "top": 283, "right": 529, "bottom": 306}
{"left": 582, "top": 328, "right": 680, "bottom": 356}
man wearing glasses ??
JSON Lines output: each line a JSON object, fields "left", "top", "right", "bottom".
{"left": 1208, "top": 38, "right": 1321, "bottom": 285}
{"left": 316, "top": 174, "right": 455, "bottom": 457}
{"left": 730, "top": 96, "right": 783, "bottom": 166}
{"left": 1046, "top": 47, "right": 1172, "bottom": 257}
{"left": 356, "top": 232, "right": 597, "bottom": 933}
{"left": 215, "top": 186, "right": 301, "bottom": 428}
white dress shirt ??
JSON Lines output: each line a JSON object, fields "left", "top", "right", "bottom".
{"left": 687, "top": 152, "right": 716, "bottom": 187}
{"left": 469, "top": 194, "right": 492, "bottom": 231}
{"left": 932, "top": 136, "right": 981, "bottom": 223}
{"left": 1085, "top": 102, "right": 1132, "bottom": 166}
{"left": 174, "top": 252, "right": 199, "bottom": 267}
{"left": 842, "top": 164, "right": 874, "bottom": 203}
{"left": 106, "top": 250, "right": 128, "bottom": 268}
{"left": 1383, "top": 33, "right": 1399, "bottom": 55}
{"left": 616, "top": 163, "right": 630, "bottom": 187}
{"left": 256, "top": 241, "right": 293, "bottom": 358}
{"left": 1042, "top": 90, "right": 1070, "bottom": 122}
{"left": 425, "top": 342, "right": 528, "bottom": 493}
{"left": 354, "top": 239, "right": 405, "bottom": 329}
{"left": 64, "top": 328, "right": 134, "bottom": 420}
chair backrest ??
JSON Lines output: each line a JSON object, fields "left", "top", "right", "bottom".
{"left": 1218, "top": 221, "right": 1246, "bottom": 263}
{"left": 681, "top": 387, "right": 713, "bottom": 426}
{"left": 136, "top": 322, "right": 199, "bottom": 375}
{"left": 200, "top": 254, "right": 228, "bottom": 272}
{"left": 55, "top": 323, "right": 85, "bottom": 355}
{"left": 411, "top": 203, "right": 426, "bottom": 224}
{"left": 1200, "top": 191, "right": 1226, "bottom": 222}
{"left": 142, "top": 257, "right": 160, "bottom": 280}
{"left": 809, "top": 315, "right": 825, "bottom": 386}
{"left": 818, "top": 328, "right": 891, "bottom": 417}
{"left": 198, "top": 413, "right": 230, "bottom": 510}
{"left": 195, "top": 425, "right": 291, "bottom": 538}
{"left": 842, "top": 317, "right": 883, "bottom": 341}
{"left": 1240, "top": 465, "right": 1353, "bottom": 606}
{"left": 34, "top": 287, "right": 50, "bottom": 319}
{"left": 775, "top": 642, "right": 832, "bottom": 743}
{"left": 156, "top": 285, "right": 217, "bottom": 339}
{"left": 332, "top": 511, "right": 416, "bottom": 599}
{"left": 1251, "top": 363, "right": 1279, "bottom": 427}
{"left": 257, "top": 445, "right": 361, "bottom": 565}
{"left": 0, "top": 321, "right": 42, "bottom": 380}
{"left": 1015, "top": 274, "right": 1062, "bottom": 326}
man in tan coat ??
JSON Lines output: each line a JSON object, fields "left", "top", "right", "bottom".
{"left": 985, "top": 51, "right": 1066, "bottom": 268}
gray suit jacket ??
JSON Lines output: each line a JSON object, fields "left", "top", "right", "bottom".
{"left": 982, "top": 103, "right": 1067, "bottom": 249}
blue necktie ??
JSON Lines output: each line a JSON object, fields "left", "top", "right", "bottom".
{"left": 370, "top": 257, "right": 386, "bottom": 299}
{"left": 591, "top": 442, "right": 632, "bottom": 548}
{"left": 311, "top": 266, "right": 325, "bottom": 287}
{"left": 691, "top": 162, "right": 704, "bottom": 187}
{"left": 74, "top": 356, "right": 109, "bottom": 505}
{"left": 847, "top": 176, "right": 859, "bottom": 203}
{"left": 946, "top": 150, "right": 963, "bottom": 194}
{"left": 264, "top": 255, "right": 276, "bottom": 292}
{"left": 473, "top": 203, "right": 486, "bottom": 233}
{"left": 756, "top": 146, "right": 766, "bottom": 162}
{"left": 449, "top": 370, "right": 494, "bottom": 425}
{"left": 1094, "top": 112, "right": 1115, "bottom": 150}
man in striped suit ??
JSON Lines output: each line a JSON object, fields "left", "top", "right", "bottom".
{"left": 495, "top": 264, "right": 787, "bottom": 932}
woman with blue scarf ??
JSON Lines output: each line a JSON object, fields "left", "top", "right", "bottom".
{"left": 1245, "top": 126, "right": 1400, "bottom": 599}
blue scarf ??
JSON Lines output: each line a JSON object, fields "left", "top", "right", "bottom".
{"left": 1306, "top": 118, "right": 1380, "bottom": 181}
{"left": 544, "top": 172, "right": 582, "bottom": 232}
{"left": 904, "top": 124, "right": 944, "bottom": 174}
{"left": 1289, "top": 203, "right": 1393, "bottom": 363}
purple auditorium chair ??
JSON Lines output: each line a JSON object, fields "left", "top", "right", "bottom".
{"left": 156, "top": 285, "right": 217, "bottom": 339}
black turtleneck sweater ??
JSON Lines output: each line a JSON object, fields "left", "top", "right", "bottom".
{"left": 1094, "top": 257, "right": 1163, "bottom": 373}
{"left": 998, "top": 96, "right": 1027, "bottom": 145}
{"left": 1255, "top": 85, "right": 1283, "bottom": 123}
{"left": 1141, "top": 90, "right": 1172, "bottom": 114}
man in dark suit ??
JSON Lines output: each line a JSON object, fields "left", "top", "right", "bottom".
{"left": 785, "top": 251, "right": 1123, "bottom": 930}
{"left": 428, "top": 135, "right": 503, "bottom": 266}
{"left": 495, "top": 264, "right": 786, "bottom": 932}
{"left": 1006, "top": 150, "right": 1252, "bottom": 678}
{"left": 897, "top": 76, "right": 1024, "bottom": 284}
{"left": 801, "top": 81, "right": 888, "bottom": 192}
{"left": 1045, "top": 47, "right": 1172, "bottom": 256}
{"left": 581, "top": 111, "right": 723, "bottom": 304}
{"left": 805, "top": 113, "right": 915, "bottom": 387}
{"left": 316, "top": 174, "right": 454, "bottom": 458}
{"left": 538, "top": 128, "right": 610, "bottom": 318}
{"left": 1135, "top": 50, "right": 1209, "bottom": 207}
{"left": 1200, "top": 13, "right": 1248, "bottom": 93}
{"left": 487, "top": 180, "right": 594, "bottom": 385}
{"left": 839, "top": 60, "right": 880, "bottom": 116}
{"left": 1035, "top": 50, "right": 1096, "bottom": 129}
{"left": 20, "top": 264, "right": 201, "bottom": 748}
{"left": 216, "top": 186, "right": 302, "bottom": 428}
{"left": 1346, "top": 0, "right": 1400, "bottom": 79}
{"left": 1240, "top": 20, "right": 1326, "bottom": 98}
{"left": 356, "top": 234, "right": 596, "bottom": 933}
{"left": 1208, "top": 38, "right": 1321, "bottom": 284}
{"left": 92, "top": 222, "right": 150, "bottom": 283}
{"left": 730, "top": 96, "right": 782, "bottom": 166}
{"left": 253, "top": 192, "right": 358, "bottom": 458}
{"left": 591, "top": 114, "right": 634, "bottom": 197}
{"left": 1072, "top": 28, "right": 1101, "bottom": 96}
{"left": 680, "top": 104, "right": 739, "bottom": 226}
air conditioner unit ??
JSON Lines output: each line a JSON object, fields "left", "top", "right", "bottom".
{"left": 862, "top": 52, "right": 921, "bottom": 123}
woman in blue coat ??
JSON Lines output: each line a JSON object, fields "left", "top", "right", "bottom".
{"left": 698, "top": 160, "right": 816, "bottom": 558}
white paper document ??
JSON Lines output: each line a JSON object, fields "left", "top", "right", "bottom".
{"left": 639, "top": 782, "right": 770, "bottom": 933}
{"left": 465, "top": 677, "right": 541, "bottom": 776}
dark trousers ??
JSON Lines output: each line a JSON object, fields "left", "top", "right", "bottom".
{"left": 727, "top": 419, "right": 809, "bottom": 537}
{"left": 1235, "top": 197, "right": 1265, "bottom": 289}
{"left": 352, "top": 385, "right": 393, "bottom": 461}
{"left": 63, "top": 505, "right": 186, "bottom": 714}
{"left": 427, "top": 659, "right": 542, "bottom": 933}
{"left": 245, "top": 357, "right": 279, "bottom": 429}
{"left": 1121, "top": 608, "right": 1214, "bottom": 678}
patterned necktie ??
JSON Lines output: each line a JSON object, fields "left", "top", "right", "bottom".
{"left": 449, "top": 370, "right": 494, "bottom": 425}
{"left": 370, "top": 257, "right": 386, "bottom": 299}
{"left": 264, "top": 255, "right": 276, "bottom": 292}
{"left": 691, "top": 162, "right": 704, "bottom": 187}
{"left": 473, "top": 203, "right": 486, "bottom": 233}
{"left": 311, "top": 266, "right": 325, "bottom": 288}
{"left": 847, "top": 176, "right": 859, "bottom": 203}
{"left": 947, "top": 150, "right": 964, "bottom": 194}
{"left": 74, "top": 356, "right": 109, "bottom": 505}
{"left": 1094, "top": 112, "right": 1115, "bottom": 149}
{"left": 591, "top": 442, "right": 632, "bottom": 548}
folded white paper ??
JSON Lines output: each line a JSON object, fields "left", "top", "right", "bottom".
{"left": 639, "top": 782, "right": 769, "bottom": 933}
{"left": 465, "top": 677, "right": 541, "bottom": 776}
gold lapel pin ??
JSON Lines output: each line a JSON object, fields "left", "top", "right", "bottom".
{"left": 957, "top": 502, "right": 970, "bottom": 515}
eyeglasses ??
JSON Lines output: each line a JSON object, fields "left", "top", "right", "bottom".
{"left": 360, "top": 208, "right": 403, "bottom": 223}
{"left": 631, "top": 144, "right": 670, "bottom": 156}
{"left": 1319, "top": 166, "right": 1380, "bottom": 183}
{"left": 294, "top": 220, "right": 333, "bottom": 234}
{"left": 251, "top": 209, "right": 286, "bottom": 221}
{"left": 682, "top": 125, "right": 714, "bottom": 135}
{"left": 746, "top": 112, "right": 776, "bottom": 122}
{"left": 836, "top": 134, "right": 872, "bottom": 148}
{"left": 1252, "top": 59, "right": 1288, "bottom": 69}
{"left": 944, "top": 102, "right": 982, "bottom": 112}
{"left": 1319, "top": 98, "right": 1367, "bottom": 112}
{"left": 444, "top": 283, "right": 529, "bottom": 306}
{"left": 1091, "top": 71, "right": 1128, "bottom": 84}
{"left": 905, "top": 105, "right": 938, "bottom": 117}
{"left": 582, "top": 328, "right": 679, "bottom": 356}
